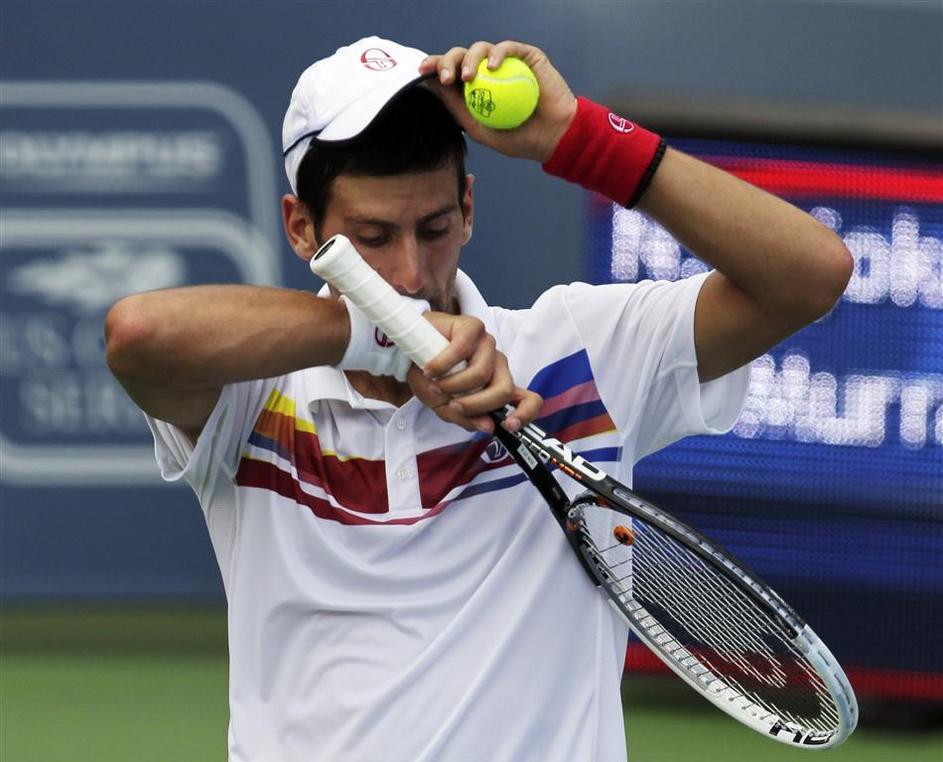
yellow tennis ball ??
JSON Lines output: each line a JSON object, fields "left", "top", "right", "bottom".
{"left": 463, "top": 57, "right": 539, "bottom": 130}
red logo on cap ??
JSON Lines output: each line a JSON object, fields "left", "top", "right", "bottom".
{"left": 361, "top": 48, "right": 397, "bottom": 71}
{"left": 608, "top": 113, "right": 636, "bottom": 134}
{"left": 374, "top": 327, "right": 395, "bottom": 348}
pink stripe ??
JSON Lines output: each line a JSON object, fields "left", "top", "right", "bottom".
{"left": 557, "top": 412, "right": 616, "bottom": 443}
{"left": 538, "top": 378, "right": 601, "bottom": 418}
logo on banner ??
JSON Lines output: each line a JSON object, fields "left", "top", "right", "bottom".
{"left": 0, "top": 80, "right": 281, "bottom": 485}
{"left": 7, "top": 242, "right": 184, "bottom": 313}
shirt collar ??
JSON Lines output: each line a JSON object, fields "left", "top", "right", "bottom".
{"left": 306, "top": 269, "right": 495, "bottom": 411}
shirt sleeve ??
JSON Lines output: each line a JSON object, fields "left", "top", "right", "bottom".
{"left": 145, "top": 377, "right": 279, "bottom": 507}
{"left": 560, "top": 272, "right": 750, "bottom": 460}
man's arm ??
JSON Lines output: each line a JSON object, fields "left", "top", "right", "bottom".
{"left": 106, "top": 283, "right": 542, "bottom": 442}
{"left": 422, "top": 41, "right": 853, "bottom": 381}
{"left": 635, "top": 147, "right": 853, "bottom": 382}
{"left": 105, "top": 285, "right": 350, "bottom": 442}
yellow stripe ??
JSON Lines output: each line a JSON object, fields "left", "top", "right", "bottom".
{"left": 294, "top": 417, "right": 316, "bottom": 434}
{"left": 319, "top": 448, "right": 381, "bottom": 463}
{"left": 264, "top": 388, "right": 295, "bottom": 417}
{"left": 262, "top": 388, "right": 317, "bottom": 434}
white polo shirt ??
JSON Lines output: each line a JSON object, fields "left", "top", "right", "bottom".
{"left": 147, "top": 270, "right": 749, "bottom": 762}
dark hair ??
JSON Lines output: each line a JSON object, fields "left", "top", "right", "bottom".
{"left": 296, "top": 85, "right": 468, "bottom": 241}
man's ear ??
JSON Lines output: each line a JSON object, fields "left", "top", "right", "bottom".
{"left": 281, "top": 195, "right": 319, "bottom": 260}
{"left": 462, "top": 174, "right": 475, "bottom": 245}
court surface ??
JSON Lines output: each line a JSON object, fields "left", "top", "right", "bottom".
{"left": 3, "top": 608, "right": 940, "bottom": 761}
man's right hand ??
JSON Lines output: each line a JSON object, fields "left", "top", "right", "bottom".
{"left": 420, "top": 40, "right": 577, "bottom": 165}
{"left": 406, "top": 311, "right": 542, "bottom": 434}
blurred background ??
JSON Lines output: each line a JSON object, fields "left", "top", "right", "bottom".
{"left": 2, "top": 1, "right": 941, "bottom": 760}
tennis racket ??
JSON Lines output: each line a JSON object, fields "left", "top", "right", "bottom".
{"left": 310, "top": 234, "right": 859, "bottom": 749}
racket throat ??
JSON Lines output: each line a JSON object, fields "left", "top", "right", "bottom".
{"left": 565, "top": 496, "right": 627, "bottom": 595}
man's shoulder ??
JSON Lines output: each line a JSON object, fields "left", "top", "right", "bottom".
{"left": 490, "top": 282, "right": 601, "bottom": 380}
{"left": 492, "top": 276, "right": 706, "bottom": 371}
{"left": 491, "top": 280, "right": 642, "bottom": 327}
{"left": 509, "top": 276, "right": 707, "bottom": 320}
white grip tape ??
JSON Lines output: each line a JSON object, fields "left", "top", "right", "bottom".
{"left": 310, "top": 234, "right": 450, "bottom": 369}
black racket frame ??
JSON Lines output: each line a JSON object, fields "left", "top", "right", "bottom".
{"left": 489, "top": 413, "right": 805, "bottom": 641}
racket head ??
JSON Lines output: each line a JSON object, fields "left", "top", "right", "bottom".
{"left": 566, "top": 490, "right": 859, "bottom": 748}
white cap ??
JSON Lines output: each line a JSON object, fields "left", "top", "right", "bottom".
{"left": 282, "top": 36, "right": 431, "bottom": 193}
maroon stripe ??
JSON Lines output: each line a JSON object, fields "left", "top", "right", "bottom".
{"left": 417, "top": 437, "right": 512, "bottom": 508}
{"left": 844, "top": 667, "right": 943, "bottom": 701}
{"left": 704, "top": 157, "right": 943, "bottom": 203}
{"left": 236, "top": 458, "right": 458, "bottom": 527}
{"left": 315, "top": 454, "right": 388, "bottom": 514}
{"left": 250, "top": 410, "right": 388, "bottom": 514}
{"left": 236, "top": 458, "right": 378, "bottom": 525}
{"left": 624, "top": 643, "right": 943, "bottom": 700}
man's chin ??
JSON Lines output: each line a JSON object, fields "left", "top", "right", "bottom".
{"left": 432, "top": 293, "right": 461, "bottom": 315}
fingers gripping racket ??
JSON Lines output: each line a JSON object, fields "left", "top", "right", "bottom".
{"left": 310, "top": 234, "right": 858, "bottom": 749}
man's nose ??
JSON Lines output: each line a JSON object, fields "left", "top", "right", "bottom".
{"left": 387, "top": 236, "right": 424, "bottom": 295}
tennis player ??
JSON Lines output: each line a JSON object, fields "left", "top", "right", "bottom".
{"left": 106, "top": 36, "right": 852, "bottom": 761}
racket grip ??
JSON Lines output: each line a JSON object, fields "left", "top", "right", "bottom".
{"left": 309, "top": 234, "right": 452, "bottom": 370}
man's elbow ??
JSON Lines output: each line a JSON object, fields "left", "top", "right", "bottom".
{"left": 104, "top": 295, "right": 159, "bottom": 384}
{"left": 801, "top": 234, "right": 853, "bottom": 322}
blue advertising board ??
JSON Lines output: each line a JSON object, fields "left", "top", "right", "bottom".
{"left": 588, "top": 139, "right": 943, "bottom": 694}
{"left": 0, "top": 82, "right": 281, "bottom": 486}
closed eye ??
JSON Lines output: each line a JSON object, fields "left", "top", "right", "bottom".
{"left": 420, "top": 226, "right": 449, "bottom": 241}
{"left": 356, "top": 234, "right": 390, "bottom": 248}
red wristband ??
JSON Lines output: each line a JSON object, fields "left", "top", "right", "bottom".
{"left": 542, "top": 97, "right": 665, "bottom": 208}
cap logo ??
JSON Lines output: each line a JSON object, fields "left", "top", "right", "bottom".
{"left": 608, "top": 113, "right": 636, "bottom": 134}
{"left": 374, "top": 327, "right": 395, "bottom": 348}
{"left": 361, "top": 47, "right": 397, "bottom": 72}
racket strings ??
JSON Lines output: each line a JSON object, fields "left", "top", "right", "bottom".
{"left": 633, "top": 528, "right": 788, "bottom": 677}
{"left": 618, "top": 541, "right": 798, "bottom": 700}
{"left": 629, "top": 526, "right": 839, "bottom": 733}
{"left": 635, "top": 530, "right": 838, "bottom": 733}
{"left": 575, "top": 505, "right": 841, "bottom": 735}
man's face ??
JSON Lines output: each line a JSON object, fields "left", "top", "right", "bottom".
{"left": 316, "top": 164, "right": 473, "bottom": 314}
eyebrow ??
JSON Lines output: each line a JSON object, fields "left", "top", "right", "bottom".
{"left": 344, "top": 204, "right": 457, "bottom": 229}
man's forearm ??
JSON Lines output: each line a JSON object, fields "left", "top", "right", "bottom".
{"left": 636, "top": 147, "right": 853, "bottom": 322}
{"left": 105, "top": 284, "right": 349, "bottom": 390}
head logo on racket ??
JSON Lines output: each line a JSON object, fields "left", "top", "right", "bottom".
{"left": 524, "top": 426, "right": 606, "bottom": 482}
